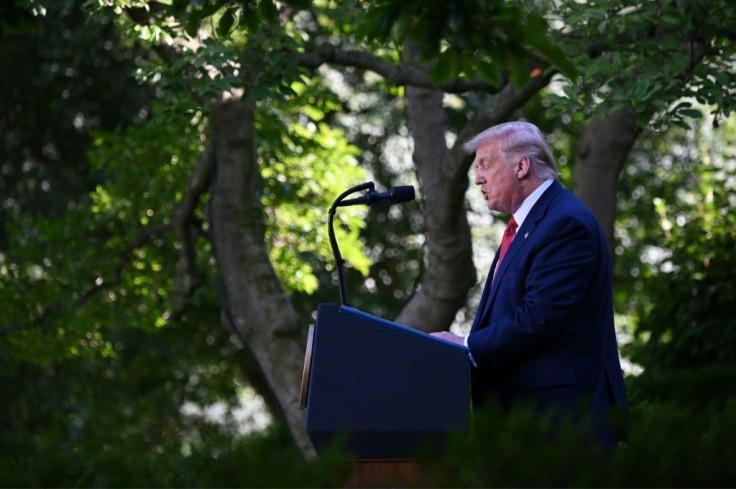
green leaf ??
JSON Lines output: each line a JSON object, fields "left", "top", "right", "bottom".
{"left": 391, "top": 16, "right": 409, "bottom": 45}
{"left": 431, "top": 49, "right": 459, "bottom": 85}
{"left": 185, "top": 12, "right": 201, "bottom": 37}
{"left": 501, "top": 47, "right": 531, "bottom": 87}
{"left": 661, "top": 14, "right": 680, "bottom": 25}
{"left": 673, "top": 118, "right": 692, "bottom": 130}
{"left": 527, "top": 33, "right": 578, "bottom": 80}
{"left": 217, "top": 8, "right": 236, "bottom": 37}
{"left": 679, "top": 109, "right": 703, "bottom": 119}
{"left": 169, "top": 0, "right": 189, "bottom": 17}
{"left": 355, "top": 3, "right": 399, "bottom": 42}
{"left": 259, "top": 0, "right": 279, "bottom": 24}
{"left": 240, "top": 2, "right": 261, "bottom": 31}
{"left": 282, "top": 0, "right": 312, "bottom": 9}
{"left": 476, "top": 60, "right": 501, "bottom": 86}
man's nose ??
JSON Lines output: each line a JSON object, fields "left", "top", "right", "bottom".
{"left": 474, "top": 172, "right": 483, "bottom": 185}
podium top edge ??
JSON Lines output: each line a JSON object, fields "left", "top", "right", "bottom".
{"left": 329, "top": 304, "right": 469, "bottom": 353}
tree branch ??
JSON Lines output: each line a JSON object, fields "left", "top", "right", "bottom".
{"left": 297, "top": 43, "right": 508, "bottom": 94}
{"left": 452, "top": 70, "right": 554, "bottom": 166}
{"left": 171, "top": 144, "right": 215, "bottom": 319}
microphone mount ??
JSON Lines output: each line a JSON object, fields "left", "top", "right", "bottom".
{"left": 328, "top": 182, "right": 415, "bottom": 306}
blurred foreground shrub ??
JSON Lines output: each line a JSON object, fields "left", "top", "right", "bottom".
{"left": 432, "top": 398, "right": 736, "bottom": 487}
{"left": 0, "top": 424, "right": 350, "bottom": 488}
{"left": 626, "top": 364, "right": 736, "bottom": 407}
{"left": 2, "top": 391, "right": 735, "bottom": 487}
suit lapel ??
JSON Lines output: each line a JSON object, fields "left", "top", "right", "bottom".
{"left": 475, "top": 181, "right": 564, "bottom": 329}
{"left": 470, "top": 256, "right": 497, "bottom": 333}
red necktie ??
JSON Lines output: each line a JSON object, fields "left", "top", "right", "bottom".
{"left": 493, "top": 216, "right": 518, "bottom": 283}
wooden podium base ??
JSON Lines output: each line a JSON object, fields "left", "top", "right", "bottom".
{"left": 346, "top": 459, "right": 443, "bottom": 488}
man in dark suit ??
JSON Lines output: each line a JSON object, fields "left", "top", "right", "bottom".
{"left": 432, "top": 121, "right": 630, "bottom": 450}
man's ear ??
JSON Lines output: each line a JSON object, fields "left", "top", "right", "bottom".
{"left": 516, "top": 156, "right": 532, "bottom": 178}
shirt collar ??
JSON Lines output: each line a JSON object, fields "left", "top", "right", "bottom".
{"left": 513, "top": 178, "right": 554, "bottom": 228}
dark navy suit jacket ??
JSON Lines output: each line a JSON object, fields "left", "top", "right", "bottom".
{"left": 467, "top": 180, "right": 630, "bottom": 449}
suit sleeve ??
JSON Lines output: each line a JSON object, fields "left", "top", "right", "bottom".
{"left": 467, "top": 214, "right": 600, "bottom": 370}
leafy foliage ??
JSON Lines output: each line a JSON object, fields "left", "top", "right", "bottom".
{"left": 1, "top": 403, "right": 349, "bottom": 487}
{"left": 160, "top": 0, "right": 312, "bottom": 38}
{"left": 1, "top": 0, "right": 377, "bottom": 355}
{"left": 0, "top": 103, "right": 199, "bottom": 362}
{"left": 549, "top": 0, "right": 736, "bottom": 131}
{"left": 355, "top": 0, "right": 577, "bottom": 86}
{"left": 433, "top": 399, "right": 736, "bottom": 488}
{"left": 0, "top": 0, "right": 152, "bottom": 248}
{"left": 0, "top": 5, "right": 372, "bottom": 486}
{"left": 616, "top": 113, "right": 736, "bottom": 373}
{"left": 4, "top": 0, "right": 736, "bottom": 486}
{"left": 103, "top": 0, "right": 576, "bottom": 91}
{"left": 258, "top": 89, "right": 371, "bottom": 294}
{"left": 4, "top": 385, "right": 736, "bottom": 487}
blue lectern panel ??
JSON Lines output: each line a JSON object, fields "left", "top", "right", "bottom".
{"left": 305, "top": 303, "right": 470, "bottom": 458}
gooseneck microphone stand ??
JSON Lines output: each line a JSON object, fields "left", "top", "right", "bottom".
{"left": 328, "top": 182, "right": 375, "bottom": 307}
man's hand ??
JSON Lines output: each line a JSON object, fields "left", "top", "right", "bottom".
{"left": 431, "top": 331, "right": 465, "bottom": 345}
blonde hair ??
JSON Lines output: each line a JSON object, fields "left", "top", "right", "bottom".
{"left": 463, "top": 121, "right": 560, "bottom": 180}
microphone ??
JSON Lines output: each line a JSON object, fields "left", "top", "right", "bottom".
{"left": 337, "top": 186, "right": 415, "bottom": 207}
{"left": 328, "top": 182, "right": 414, "bottom": 306}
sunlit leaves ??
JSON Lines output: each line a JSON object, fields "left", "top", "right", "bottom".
{"left": 135, "top": 39, "right": 243, "bottom": 113}
{"left": 549, "top": 0, "right": 736, "bottom": 131}
{"left": 117, "top": 0, "right": 314, "bottom": 38}
{"left": 617, "top": 114, "right": 736, "bottom": 370}
{"left": 101, "top": 3, "right": 369, "bottom": 302}
{"left": 259, "top": 107, "right": 370, "bottom": 294}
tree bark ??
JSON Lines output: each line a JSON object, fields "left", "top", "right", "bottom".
{"left": 207, "top": 99, "right": 314, "bottom": 457}
{"left": 397, "top": 84, "right": 476, "bottom": 331}
{"left": 573, "top": 109, "right": 641, "bottom": 252}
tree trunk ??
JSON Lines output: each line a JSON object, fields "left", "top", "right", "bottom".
{"left": 397, "top": 84, "right": 476, "bottom": 331}
{"left": 208, "top": 99, "right": 314, "bottom": 457}
{"left": 573, "top": 109, "right": 640, "bottom": 253}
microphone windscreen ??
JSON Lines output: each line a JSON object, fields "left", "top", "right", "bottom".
{"left": 390, "top": 186, "right": 415, "bottom": 203}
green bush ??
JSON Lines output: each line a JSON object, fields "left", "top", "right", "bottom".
{"left": 432, "top": 398, "right": 736, "bottom": 488}
{"left": 0, "top": 423, "right": 350, "bottom": 488}
{"left": 3, "top": 396, "right": 736, "bottom": 487}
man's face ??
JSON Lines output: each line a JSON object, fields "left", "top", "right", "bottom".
{"left": 473, "top": 140, "right": 520, "bottom": 214}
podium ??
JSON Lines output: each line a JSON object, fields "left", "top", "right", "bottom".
{"left": 301, "top": 303, "right": 471, "bottom": 460}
